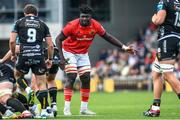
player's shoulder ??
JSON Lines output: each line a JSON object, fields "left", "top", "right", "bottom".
{"left": 67, "top": 18, "right": 80, "bottom": 26}
{"left": 91, "top": 19, "right": 102, "bottom": 27}
{"left": 15, "top": 17, "right": 25, "bottom": 24}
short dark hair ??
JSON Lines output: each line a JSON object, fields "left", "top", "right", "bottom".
{"left": 24, "top": 4, "right": 38, "bottom": 16}
{"left": 79, "top": 4, "right": 93, "bottom": 14}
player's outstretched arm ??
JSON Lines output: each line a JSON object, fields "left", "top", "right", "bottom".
{"left": 101, "top": 32, "right": 136, "bottom": 55}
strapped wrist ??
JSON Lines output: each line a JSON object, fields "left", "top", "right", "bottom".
{"left": 122, "top": 45, "right": 128, "bottom": 50}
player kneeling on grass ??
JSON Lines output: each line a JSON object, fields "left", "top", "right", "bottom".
{"left": 0, "top": 61, "right": 32, "bottom": 119}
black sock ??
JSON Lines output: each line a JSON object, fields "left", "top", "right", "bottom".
{"left": 177, "top": 93, "right": 180, "bottom": 99}
{"left": 15, "top": 93, "right": 29, "bottom": 110}
{"left": 17, "top": 77, "right": 29, "bottom": 90}
{"left": 0, "top": 103, "right": 7, "bottom": 114}
{"left": 6, "top": 98, "right": 26, "bottom": 113}
{"left": 36, "top": 90, "right": 49, "bottom": 109}
{"left": 49, "top": 87, "right": 57, "bottom": 104}
{"left": 153, "top": 99, "right": 161, "bottom": 106}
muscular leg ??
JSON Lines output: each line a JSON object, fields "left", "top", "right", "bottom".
{"left": 78, "top": 65, "right": 95, "bottom": 115}
{"left": 163, "top": 72, "right": 180, "bottom": 94}
{"left": 79, "top": 72, "right": 91, "bottom": 111}
{"left": 47, "top": 74, "right": 57, "bottom": 104}
{"left": 35, "top": 74, "right": 49, "bottom": 109}
{"left": 31, "top": 74, "right": 39, "bottom": 91}
{"left": 47, "top": 74, "right": 58, "bottom": 117}
{"left": 159, "top": 60, "right": 180, "bottom": 97}
{"left": 152, "top": 71, "right": 163, "bottom": 106}
{"left": 63, "top": 72, "right": 77, "bottom": 116}
{"left": 144, "top": 59, "right": 162, "bottom": 117}
{"left": 14, "top": 69, "right": 31, "bottom": 94}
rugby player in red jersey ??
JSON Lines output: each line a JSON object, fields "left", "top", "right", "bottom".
{"left": 56, "top": 5, "right": 136, "bottom": 115}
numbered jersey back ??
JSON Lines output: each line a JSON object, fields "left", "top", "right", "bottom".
{"left": 12, "top": 16, "right": 51, "bottom": 45}
{"left": 157, "top": 0, "right": 180, "bottom": 36}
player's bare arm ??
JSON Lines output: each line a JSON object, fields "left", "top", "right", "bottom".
{"left": 101, "top": 32, "right": 136, "bottom": 54}
{"left": 55, "top": 32, "right": 68, "bottom": 70}
{"left": 45, "top": 36, "right": 54, "bottom": 68}
{"left": 0, "top": 45, "right": 20, "bottom": 63}
{"left": 152, "top": 10, "right": 166, "bottom": 25}
{"left": 9, "top": 32, "right": 18, "bottom": 62}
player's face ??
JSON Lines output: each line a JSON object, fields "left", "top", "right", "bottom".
{"left": 80, "top": 13, "right": 91, "bottom": 26}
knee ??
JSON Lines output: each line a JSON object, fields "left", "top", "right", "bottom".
{"left": 80, "top": 72, "right": 90, "bottom": 89}
{"left": 65, "top": 73, "right": 77, "bottom": 88}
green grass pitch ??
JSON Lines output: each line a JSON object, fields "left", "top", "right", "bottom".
{"left": 43, "top": 91, "right": 180, "bottom": 119}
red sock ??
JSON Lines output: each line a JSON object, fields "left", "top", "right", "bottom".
{"left": 64, "top": 88, "right": 73, "bottom": 101}
{"left": 80, "top": 89, "right": 90, "bottom": 102}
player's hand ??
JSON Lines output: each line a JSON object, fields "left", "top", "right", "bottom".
{"left": 122, "top": 45, "right": 137, "bottom": 55}
{"left": 11, "top": 55, "right": 17, "bottom": 62}
{"left": 152, "top": 14, "right": 157, "bottom": 24}
{"left": 0, "top": 59, "right": 3, "bottom": 63}
{"left": 59, "top": 58, "right": 69, "bottom": 70}
{"left": 46, "top": 59, "right": 52, "bottom": 69}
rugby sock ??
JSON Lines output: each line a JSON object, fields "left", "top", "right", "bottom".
{"left": 64, "top": 88, "right": 73, "bottom": 101}
{"left": 36, "top": 90, "right": 49, "bottom": 109}
{"left": 177, "top": 93, "right": 180, "bottom": 99}
{"left": 0, "top": 103, "right": 7, "bottom": 114}
{"left": 64, "top": 88, "right": 73, "bottom": 108}
{"left": 49, "top": 87, "right": 57, "bottom": 103}
{"left": 153, "top": 99, "right": 161, "bottom": 106}
{"left": 6, "top": 98, "right": 26, "bottom": 113}
{"left": 17, "top": 77, "right": 29, "bottom": 90}
{"left": 15, "top": 93, "right": 29, "bottom": 110}
{"left": 80, "top": 89, "right": 90, "bottom": 110}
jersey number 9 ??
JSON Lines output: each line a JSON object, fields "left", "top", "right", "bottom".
{"left": 27, "top": 28, "right": 36, "bottom": 43}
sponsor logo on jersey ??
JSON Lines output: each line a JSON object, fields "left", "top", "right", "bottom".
{"left": 89, "top": 30, "right": 95, "bottom": 35}
{"left": 38, "top": 68, "right": 45, "bottom": 74}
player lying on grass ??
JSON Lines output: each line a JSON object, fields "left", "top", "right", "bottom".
{"left": 0, "top": 60, "right": 33, "bottom": 119}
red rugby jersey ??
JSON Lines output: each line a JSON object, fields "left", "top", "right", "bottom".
{"left": 62, "top": 18, "right": 106, "bottom": 54}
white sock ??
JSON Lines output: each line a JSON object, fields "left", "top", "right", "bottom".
{"left": 80, "top": 101, "right": 88, "bottom": 110}
{"left": 152, "top": 105, "right": 160, "bottom": 110}
{"left": 25, "top": 87, "right": 31, "bottom": 94}
{"left": 64, "top": 101, "right": 71, "bottom": 109}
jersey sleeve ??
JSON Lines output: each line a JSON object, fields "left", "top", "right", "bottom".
{"left": 94, "top": 21, "right": 106, "bottom": 36}
{"left": 16, "top": 36, "right": 20, "bottom": 45}
{"left": 62, "top": 22, "right": 73, "bottom": 37}
{"left": 44, "top": 23, "right": 51, "bottom": 37}
{"left": 157, "top": 0, "right": 168, "bottom": 12}
{"left": 11, "top": 20, "right": 19, "bottom": 33}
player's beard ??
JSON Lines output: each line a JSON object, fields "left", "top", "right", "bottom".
{"left": 80, "top": 19, "right": 90, "bottom": 27}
